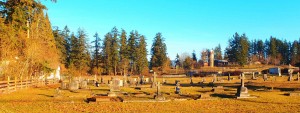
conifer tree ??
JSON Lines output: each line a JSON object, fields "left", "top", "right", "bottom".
{"left": 150, "top": 32, "right": 167, "bottom": 72}
{"left": 136, "top": 35, "right": 148, "bottom": 75}
{"left": 119, "top": 29, "right": 129, "bottom": 75}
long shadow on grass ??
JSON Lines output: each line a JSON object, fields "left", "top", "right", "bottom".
{"left": 210, "top": 93, "right": 236, "bottom": 98}
{"left": 38, "top": 94, "right": 54, "bottom": 97}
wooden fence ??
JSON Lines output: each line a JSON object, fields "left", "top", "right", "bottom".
{"left": 0, "top": 76, "right": 58, "bottom": 94}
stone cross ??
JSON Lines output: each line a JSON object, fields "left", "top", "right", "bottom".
{"left": 151, "top": 72, "right": 157, "bottom": 88}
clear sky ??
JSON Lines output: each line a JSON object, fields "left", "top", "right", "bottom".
{"left": 43, "top": 0, "right": 300, "bottom": 60}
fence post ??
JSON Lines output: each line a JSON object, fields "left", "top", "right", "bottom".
{"left": 21, "top": 75, "right": 23, "bottom": 89}
{"left": 14, "top": 76, "right": 17, "bottom": 90}
{"left": 7, "top": 76, "right": 10, "bottom": 92}
{"left": 26, "top": 76, "right": 28, "bottom": 88}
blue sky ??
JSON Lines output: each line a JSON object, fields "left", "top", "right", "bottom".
{"left": 43, "top": 0, "right": 300, "bottom": 60}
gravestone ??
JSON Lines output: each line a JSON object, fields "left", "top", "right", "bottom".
{"left": 119, "top": 80, "right": 123, "bottom": 87}
{"left": 175, "top": 81, "right": 181, "bottom": 94}
{"left": 190, "top": 77, "right": 193, "bottom": 85}
{"left": 145, "top": 78, "right": 149, "bottom": 83}
{"left": 123, "top": 73, "right": 128, "bottom": 86}
{"left": 288, "top": 69, "right": 294, "bottom": 81}
{"left": 154, "top": 82, "right": 165, "bottom": 101}
{"left": 228, "top": 73, "right": 231, "bottom": 81}
{"left": 163, "top": 78, "right": 166, "bottom": 84}
{"left": 100, "top": 77, "right": 104, "bottom": 84}
{"left": 69, "top": 80, "right": 79, "bottom": 91}
{"left": 108, "top": 78, "right": 120, "bottom": 97}
{"left": 54, "top": 88, "right": 62, "bottom": 98}
{"left": 236, "top": 73, "right": 250, "bottom": 98}
{"left": 263, "top": 74, "right": 268, "bottom": 81}
{"left": 297, "top": 72, "right": 300, "bottom": 81}
{"left": 151, "top": 72, "right": 157, "bottom": 88}
{"left": 252, "top": 72, "right": 256, "bottom": 80}
{"left": 213, "top": 74, "right": 217, "bottom": 82}
{"left": 140, "top": 75, "right": 145, "bottom": 84}
{"left": 60, "top": 82, "right": 68, "bottom": 90}
{"left": 80, "top": 80, "right": 88, "bottom": 89}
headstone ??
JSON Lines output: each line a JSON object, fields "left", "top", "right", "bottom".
{"left": 297, "top": 72, "right": 300, "bottom": 81}
{"left": 288, "top": 69, "right": 294, "bottom": 81}
{"left": 154, "top": 82, "right": 165, "bottom": 101}
{"left": 175, "top": 81, "right": 181, "bottom": 94}
{"left": 151, "top": 72, "right": 157, "bottom": 88}
{"left": 123, "top": 74, "right": 128, "bottom": 86}
{"left": 163, "top": 78, "right": 166, "bottom": 84}
{"left": 190, "top": 76, "right": 193, "bottom": 85}
{"left": 252, "top": 72, "right": 256, "bottom": 80}
{"left": 100, "top": 77, "right": 104, "bottom": 84}
{"left": 80, "top": 80, "right": 88, "bottom": 89}
{"left": 263, "top": 74, "right": 268, "bottom": 81}
{"left": 145, "top": 78, "right": 150, "bottom": 83}
{"left": 236, "top": 73, "right": 250, "bottom": 98}
{"left": 213, "top": 74, "right": 217, "bottom": 82}
{"left": 228, "top": 73, "right": 231, "bottom": 81}
{"left": 119, "top": 80, "right": 123, "bottom": 87}
{"left": 140, "top": 75, "right": 145, "bottom": 84}
{"left": 69, "top": 80, "right": 79, "bottom": 91}
{"left": 108, "top": 78, "right": 120, "bottom": 97}
{"left": 60, "top": 82, "right": 68, "bottom": 90}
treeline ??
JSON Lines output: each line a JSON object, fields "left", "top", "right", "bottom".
{"left": 53, "top": 26, "right": 168, "bottom": 76}
{"left": 175, "top": 32, "right": 300, "bottom": 71}
{"left": 225, "top": 32, "right": 300, "bottom": 66}
{"left": 0, "top": 0, "right": 59, "bottom": 79}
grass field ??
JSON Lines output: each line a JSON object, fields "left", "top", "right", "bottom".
{"left": 1, "top": 75, "right": 300, "bottom": 113}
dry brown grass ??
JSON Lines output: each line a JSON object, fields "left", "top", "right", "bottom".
{"left": 1, "top": 75, "right": 300, "bottom": 113}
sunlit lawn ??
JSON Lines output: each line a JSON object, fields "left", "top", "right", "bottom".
{"left": 1, "top": 75, "right": 300, "bottom": 113}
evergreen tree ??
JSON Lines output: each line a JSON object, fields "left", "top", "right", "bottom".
{"left": 127, "top": 30, "right": 138, "bottom": 74}
{"left": 119, "top": 29, "right": 129, "bottom": 75}
{"left": 91, "top": 32, "right": 102, "bottom": 75}
{"left": 102, "top": 32, "right": 112, "bottom": 74}
{"left": 110, "top": 27, "right": 119, "bottom": 75}
{"left": 136, "top": 35, "right": 148, "bottom": 75}
{"left": 150, "top": 32, "right": 167, "bottom": 72}
{"left": 225, "top": 33, "right": 249, "bottom": 66}
{"left": 214, "top": 44, "right": 222, "bottom": 60}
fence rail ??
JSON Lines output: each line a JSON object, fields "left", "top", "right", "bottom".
{"left": 0, "top": 76, "right": 58, "bottom": 94}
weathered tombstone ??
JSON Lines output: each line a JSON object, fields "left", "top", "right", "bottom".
{"left": 145, "top": 78, "right": 150, "bottom": 83}
{"left": 175, "top": 81, "right": 181, "bottom": 94}
{"left": 54, "top": 88, "right": 62, "bottom": 98}
{"left": 151, "top": 72, "right": 157, "bottom": 88}
{"left": 100, "top": 77, "right": 104, "bottom": 84}
{"left": 80, "top": 80, "right": 88, "bottom": 89}
{"left": 288, "top": 69, "right": 294, "bottom": 81}
{"left": 140, "top": 75, "right": 145, "bottom": 84}
{"left": 154, "top": 82, "right": 165, "bottom": 101}
{"left": 119, "top": 80, "right": 123, "bottom": 87}
{"left": 252, "top": 72, "right": 256, "bottom": 80}
{"left": 163, "top": 78, "right": 166, "bottom": 84}
{"left": 213, "top": 74, "right": 217, "bottom": 82}
{"left": 69, "top": 80, "right": 79, "bottom": 91}
{"left": 60, "top": 82, "right": 68, "bottom": 90}
{"left": 108, "top": 78, "right": 120, "bottom": 97}
{"left": 228, "top": 73, "right": 231, "bottom": 81}
{"left": 123, "top": 74, "right": 128, "bottom": 86}
{"left": 236, "top": 73, "right": 250, "bottom": 98}
{"left": 263, "top": 74, "right": 268, "bottom": 81}
{"left": 297, "top": 72, "right": 300, "bottom": 81}
{"left": 190, "top": 76, "right": 193, "bottom": 85}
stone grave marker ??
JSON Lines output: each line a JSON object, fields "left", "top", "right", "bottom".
{"left": 263, "top": 74, "right": 268, "bottom": 81}
{"left": 69, "top": 80, "right": 79, "bottom": 91}
{"left": 288, "top": 69, "right": 294, "bottom": 81}
{"left": 145, "top": 78, "right": 149, "bottom": 83}
{"left": 108, "top": 78, "right": 120, "bottom": 97}
{"left": 80, "top": 80, "right": 88, "bottom": 89}
{"left": 228, "top": 73, "right": 231, "bottom": 81}
{"left": 60, "top": 82, "right": 68, "bottom": 90}
{"left": 175, "top": 81, "right": 181, "bottom": 94}
{"left": 123, "top": 74, "right": 128, "bottom": 86}
{"left": 236, "top": 73, "right": 251, "bottom": 98}
{"left": 154, "top": 82, "right": 165, "bottom": 101}
{"left": 252, "top": 72, "right": 257, "bottom": 80}
{"left": 151, "top": 72, "right": 157, "bottom": 88}
{"left": 190, "top": 76, "right": 193, "bottom": 85}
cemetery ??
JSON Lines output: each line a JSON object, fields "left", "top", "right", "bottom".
{"left": 1, "top": 71, "right": 300, "bottom": 112}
